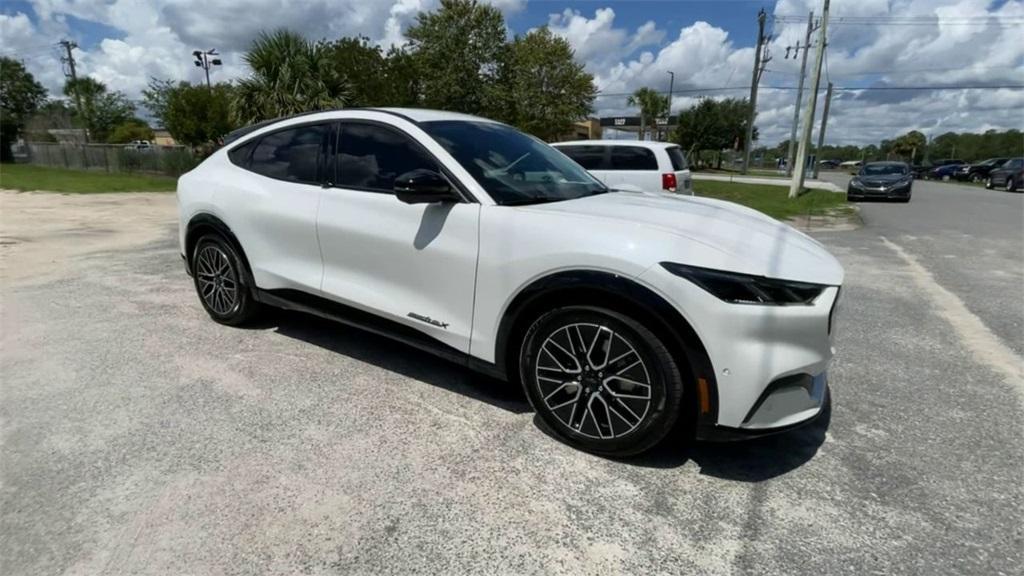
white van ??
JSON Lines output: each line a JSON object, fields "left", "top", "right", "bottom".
{"left": 552, "top": 140, "right": 693, "bottom": 195}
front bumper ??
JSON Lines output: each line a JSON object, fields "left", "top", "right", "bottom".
{"left": 639, "top": 264, "right": 840, "bottom": 438}
{"left": 848, "top": 184, "right": 911, "bottom": 199}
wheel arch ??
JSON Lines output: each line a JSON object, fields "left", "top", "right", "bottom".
{"left": 494, "top": 270, "right": 719, "bottom": 426}
{"left": 185, "top": 213, "right": 256, "bottom": 287}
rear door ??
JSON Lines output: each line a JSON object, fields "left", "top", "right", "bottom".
{"left": 219, "top": 122, "right": 332, "bottom": 291}
{"left": 609, "top": 146, "right": 660, "bottom": 192}
{"left": 316, "top": 120, "right": 481, "bottom": 353}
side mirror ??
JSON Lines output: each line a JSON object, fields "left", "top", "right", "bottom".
{"left": 394, "top": 169, "right": 457, "bottom": 204}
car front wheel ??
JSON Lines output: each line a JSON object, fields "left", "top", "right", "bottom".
{"left": 520, "top": 306, "right": 685, "bottom": 457}
{"left": 192, "top": 234, "right": 261, "bottom": 325}
{"left": 1006, "top": 177, "right": 1017, "bottom": 192}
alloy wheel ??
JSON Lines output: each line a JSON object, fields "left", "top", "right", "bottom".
{"left": 195, "top": 244, "right": 239, "bottom": 315}
{"left": 534, "top": 322, "right": 652, "bottom": 440}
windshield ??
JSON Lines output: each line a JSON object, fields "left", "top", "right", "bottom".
{"left": 421, "top": 120, "right": 608, "bottom": 205}
{"left": 861, "top": 164, "right": 908, "bottom": 176}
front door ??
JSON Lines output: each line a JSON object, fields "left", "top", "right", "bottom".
{"left": 316, "top": 121, "right": 480, "bottom": 353}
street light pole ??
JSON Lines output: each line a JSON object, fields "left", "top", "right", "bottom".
{"left": 192, "top": 49, "right": 222, "bottom": 88}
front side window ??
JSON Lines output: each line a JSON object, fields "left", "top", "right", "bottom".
{"left": 666, "top": 146, "right": 689, "bottom": 171}
{"left": 423, "top": 121, "right": 607, "bottom": 205}
{"left": 249, "top": 124, "right": 330, "bottom": 184}
{"left": 335, "top": 123, "right": 440, "bottom": 192}
{"left": 610, "top": 146, "right": 658, "bottom": 171}
{"left": 557, "top": 145, "right": 608, "bottom": 171}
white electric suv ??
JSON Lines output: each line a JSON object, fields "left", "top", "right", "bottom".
{"left": 178, "top": 108, "right": 843, "bottom": 456}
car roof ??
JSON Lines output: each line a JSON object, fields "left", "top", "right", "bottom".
{"left": 223, "top": 107, "right": 499, "bottom": 144}
{"left": 552, "top": 140, "right": 681, "bottom": 149}
{"left": 865, "top": 161, "right": 908, "bottom": 166}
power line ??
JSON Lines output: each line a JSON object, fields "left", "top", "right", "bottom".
{"left": 595, "top": 84, "right": 1024, "bottom": 97}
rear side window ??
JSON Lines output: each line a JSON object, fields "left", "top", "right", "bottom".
{"left": 336, "top": 123, "right": 439, "bottom": 193}
{"left": 558, "top": 145, "right": 607, "bottom": 170}
{"left": 666, "top": 146, "right": 688, "bottom": 171}
{"left": 609, "top": 146, "right": 658, "bottom": 171}
{"left": 249, "top": 123, "right": 331, "bottom": 184}
{"left": 228, "top": 140, "right": 256, "bottom": 168}
{"left": 1005, "top": 158, "right": 1023, "bottom": 169}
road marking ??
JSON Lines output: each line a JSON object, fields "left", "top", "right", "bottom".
{"left": 881, "top": 236, "right": 1024, "bottom": 403}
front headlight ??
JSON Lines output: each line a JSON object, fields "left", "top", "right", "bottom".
{"left": 849, "top": 178, "right": 864, "bottom": 189}
{"left": 661, "top": 262, "right": 827, "bottom": 306}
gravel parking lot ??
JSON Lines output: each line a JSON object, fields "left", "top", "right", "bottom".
{"left": 1, "top": 182, "right": 1021, "bottom": 575}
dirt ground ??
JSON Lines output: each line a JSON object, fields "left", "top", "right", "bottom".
{"left": 0, "top": 191, "right": 177, "bottom": 285}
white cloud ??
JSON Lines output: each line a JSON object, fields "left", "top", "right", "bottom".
{"left": 3, "top": 0, "right": 1020, "bottom": 144}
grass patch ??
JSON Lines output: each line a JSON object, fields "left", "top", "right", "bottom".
{"left": 693, "top": 180, "right": 853, "bottom": 221}
{"left": 0, "top": 164, "right": 177, "bottom": 193}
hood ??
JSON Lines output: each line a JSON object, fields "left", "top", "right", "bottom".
{"left": 524, "top": 191, "right": 844, "bottom": 286}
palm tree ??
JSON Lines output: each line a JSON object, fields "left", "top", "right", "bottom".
{"left": 627, "top": 87, "right": 669, "bottom": 141}
{"left": 234, "top": 30, "right": 348, "bottom": 125}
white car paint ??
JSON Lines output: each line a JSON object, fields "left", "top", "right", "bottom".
{"left": 552, "top": 140, "right": 694, "bottom": 195}
{"left": 178, "top": 108, "right": 843, "bottom": 435}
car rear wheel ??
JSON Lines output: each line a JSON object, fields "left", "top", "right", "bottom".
{"left": 971, "top": 173, "right": 983, "bottom": 183}
{"left": 520, "top": 306, "right": 685, "bottom": 457}
{"left": 941, "top": 174, "right": 951, "bottom": 181}
{"left": 192, "top": 234, "right": 261, "bottom": 326}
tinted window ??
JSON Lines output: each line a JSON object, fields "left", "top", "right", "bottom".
{"left": 1004, "top": 158, "right": 1023, "bottom": 169}
{"left": 249, "top": 124, "right": 330, "bottom": 184}
{"left": 558, "top": 145, "right": 607, "bottom": 170}
{"left": 609, "top": 147, "right": 658, "bottom": 171}
{"left": 862, "top": 163, "right": 908, "bottom": 176}
{"left": 228, "top": 140, "right": 256, "bottom": 168}
{"left": 422, "top": 121, "right": 607, "bottom": 206}
{"left": 666, "top": 146, "right": 688, "bottom": 171}
{"left": 336, "top": 123, "right": 439, "bottom": 192}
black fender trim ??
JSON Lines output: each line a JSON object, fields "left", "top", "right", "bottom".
{"left": 184, "top": 214, "right": 257, "bottom": 288}
{"left": 493, "top": 270, "right": 719, "bottom": 428}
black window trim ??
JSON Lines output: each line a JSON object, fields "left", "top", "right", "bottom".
{"left": 331, "top": 118, "right": 477, "bottom": 203}
{"left": 556, "top": 144, "right": 611, "bottom": 171}
{"left": 230, "top": 119, "right": 335, "bottom": 187}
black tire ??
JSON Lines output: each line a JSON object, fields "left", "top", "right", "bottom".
{"left": 971, "top": 173, "right": 982, "bottom": 183}
{"left": 191, "top": 234, "right": 261, "bottom": 326}
{"left": 1006, "top": 177, "right": 1016, "bottom": 192}
{"left": 519, "top": 306, "right": 685, "bottom": 457}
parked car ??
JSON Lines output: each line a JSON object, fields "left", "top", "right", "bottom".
{"left": 986, "top": 157, "right": 1023, "bottom": 192}
{"left": 178, "top": 108, "right": 843, "bottom": 456}
{"left": 847, "top": 161, "right": 913, "bottom": 202}
{"left": 954, "top": 158, "right": 1009, "bottom": 182}
{"left": 551, "top": 140, "right": 693, "bottom": 195}
{"left": 818, "top": 159, "right": 840, "bottom": 169}
{"left": 926, "top": 159, "right": 967, "bottom": 180}
{"left": 123, "top": 139, "right": 153, "bottom": 151}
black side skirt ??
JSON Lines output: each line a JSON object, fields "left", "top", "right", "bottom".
{"left": 254, "top": 288, "right": 507, "bottom": 381}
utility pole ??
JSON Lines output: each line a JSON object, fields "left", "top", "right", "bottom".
{"left": 785, "top": 11, "right": 815, "bottom": 176}
{"left": 192, "top": 49, "right": 222, "bottom": 88}
{"left": 742, "top": 9, "right": 770, "bottom": 174}
{"left": 812, "top": 81, "right": 833, "bottom": 179}
{"left": 666, "top": 71, "right": 675, "bottom": 142}
{"left": 59, "top": 39, "right": 88, "bottom": 143}
{"left": 789, "top": 0, "right": 830, "bottom": 198}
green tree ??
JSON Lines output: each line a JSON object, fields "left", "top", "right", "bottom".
{"left": 382, "top": 46, "right": 422, "bottom": 107}
{"left": 24, "top": 101, "right": 75, "bottom": 142}
{"left": 504, "top": 27, "right": 596, "bottom": 141}
{"left": 234, "top": 30, "right": 348, "bottom": 124}
{"left": 63, "top": 77, "right": 135, "bottom": 142}
{"left": 406, "top": 0, "right": 507, "bottom": 117}
{"left": 673, "top": 97, "right": 754, "bottom": 168}
{"left": 141, "top": 78, "right": 178, "bottom": 123}
{"left": 890, "top": 130, "right": 926, "bottom": 162}
{"left": 627, "top": 87, "right": 668, "bottom": 141}
{"left": 325, "top": 36, "right": 388, "bottom": 108}
{"left": 107, "top": 119, "right": 155, "bottom": 143}
{"left": 159, "top": 83, "right": 236, "bottom": 147}
{"left": 0, "top": 57, "right": 47, "bottom": 161}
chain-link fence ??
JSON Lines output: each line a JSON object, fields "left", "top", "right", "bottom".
{"left": 25, "top": 143, "right": 199, "bottom": 177}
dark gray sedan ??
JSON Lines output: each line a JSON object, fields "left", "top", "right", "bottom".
{"left": 847, "top": 161, "right": 913, "bottom": 203}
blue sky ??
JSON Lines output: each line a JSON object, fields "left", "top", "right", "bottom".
{"left": 1, "top": 0, "right": 1022, "bottom": 144}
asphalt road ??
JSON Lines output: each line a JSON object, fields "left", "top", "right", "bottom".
{"left": 1, "top": 182, "right": 1021, "bottom": 575}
